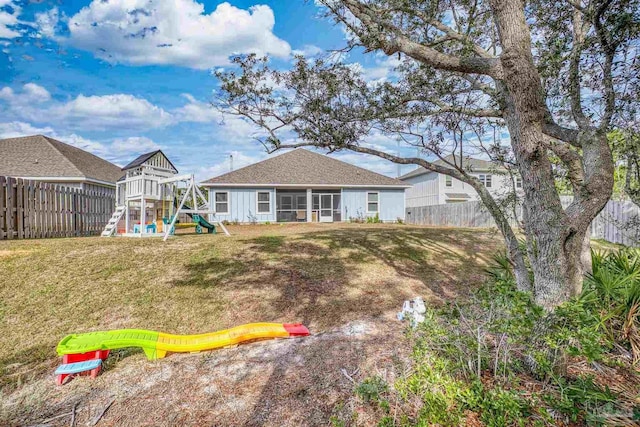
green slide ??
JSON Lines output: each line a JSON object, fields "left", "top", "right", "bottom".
{"left": 180, "top": 202, "right": 216, "bottom": 233}
{"left": 57, "top": 329, "right": 162, "bottom": 360}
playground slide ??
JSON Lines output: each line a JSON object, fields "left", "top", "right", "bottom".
{"left": 57, "top": 323, "right": 309, "bottom": 360}
{"left": 181, "top": 202, "right": 216, "bottom": 233}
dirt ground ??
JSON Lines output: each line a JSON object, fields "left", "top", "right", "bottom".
{"left": 0, "top": 224, "right": 504, "bottom": 426}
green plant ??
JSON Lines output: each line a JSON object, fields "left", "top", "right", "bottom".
{"left": 355, "top": 376, "right": 388, "bottom": 403}
{"left": 369, "top": 249, "right": 640, "bottom": 426}
{"left": 396, "top": 217, "right": 404, "bottom": 224}
{"left": 582, "top": 248, "right": 640, "bottom": 361}
{"left": 366, "top": 213, "right": 382, "bottom": 224}
{"left": 462, "top": 382, "right": 531, "bottom": 427}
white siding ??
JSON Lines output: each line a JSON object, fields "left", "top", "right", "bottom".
{"left": 404, "top": 170, "right": 520, "bottom": 206}
{"left": 404, "top": 172, "right": 439, "bottom": 207}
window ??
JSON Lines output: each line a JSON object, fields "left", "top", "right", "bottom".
{"left": 479, "top": 174, "right": 492, "bottom": 188}
{"left": 257, "top": 191, "right": 271, "bottom": 213}
{"left": 214, "top": 192, "right": 229, "bottom": 214}
{"left": 445, "top": 175, "right": 452, "bottom": 187}
{"left": 297, "top": 195, "right": 307, "bottom": 209}
{"left": 367, "top": 192, "right": 379, "bottom": 213}
{"left": 281, "top": 195, "right": 292, "bottom": 210}
{"left": 515, "top": 176, "right": 523, "bottom": 189}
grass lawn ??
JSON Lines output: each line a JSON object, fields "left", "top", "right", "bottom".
{"left": 0, "top": 223, "right": 604, "bottom": 425}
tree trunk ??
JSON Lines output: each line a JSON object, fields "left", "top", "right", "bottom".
{"left": 489, "top": 0, "right": 611, "bottom": 309}
{"left": 472, "top": 181, "right": 531, "bottom": 292}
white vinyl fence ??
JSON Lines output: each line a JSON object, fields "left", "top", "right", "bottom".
{"left": 406, "top": 197, "right": 640, "bottom": 247}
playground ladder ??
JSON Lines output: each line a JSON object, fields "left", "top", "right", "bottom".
{"left": 101, "top": 205, "right": 126, "bottom": 237}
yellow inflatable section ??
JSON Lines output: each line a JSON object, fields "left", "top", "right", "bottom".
{"left": 155, "top": 322, "right": 305, "bottom": 358}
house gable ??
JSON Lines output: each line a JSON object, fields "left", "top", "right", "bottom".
{"left": 121, "top": 150, "right": 178, "bottom": 174}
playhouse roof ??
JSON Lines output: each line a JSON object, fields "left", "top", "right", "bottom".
{"left": 0, "top": 135, "right": 123, "bottom": 184}
{"left": 121, "top": 150, "right": 178, "bottom": 173}
{"left": 202, "top": 148, "right": 409, "bottom": 187}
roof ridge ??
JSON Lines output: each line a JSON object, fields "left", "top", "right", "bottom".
{"left": 298, "top": 149, "right": 405, "bottom": 183}
{"left": 43, "top": 135, "right": 120, "bottom": 171}
{"left": 203, "top": 147, "right": 408, "bottom": 186}
{"left": 40, "top": 135, "right": 86, "bottom": 178}
{"left": 211, "top": 148, "right": 405, "bottom": 183}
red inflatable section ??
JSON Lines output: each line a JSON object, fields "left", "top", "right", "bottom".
{"left": 283, "top": 323, "right": 310, "bottom": 337}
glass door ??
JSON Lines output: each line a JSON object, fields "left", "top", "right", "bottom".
{"left": 320, "top": 194, "right": 333, "bottom": 222}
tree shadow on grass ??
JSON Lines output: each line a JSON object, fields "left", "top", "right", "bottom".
{"left": 172, "top": 226, "right": 498, "bottom": 329}
{"left": 170, "top": 226, "right": 501, "bottom": 424}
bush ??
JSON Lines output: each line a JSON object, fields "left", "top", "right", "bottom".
{"left": 355, "top": 376, "right": 388, "bottom": 403}
{"left": 364, "top": 248, "right": 640, "bottom": 426}
{"left": 366, "top": 213, "right": 382, "bottom": 223}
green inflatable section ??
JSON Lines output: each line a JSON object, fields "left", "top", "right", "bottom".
{"left": 57, "top": 329, "right": 161, "bottom": 360}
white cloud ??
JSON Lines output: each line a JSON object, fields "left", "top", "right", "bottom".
{"left": 174, "top": 94, "right": 217, "bottom": 123}
{"left": 195, "top": 149, "right": 267, "bottom": 181}
{"left": 292, "top": 44, "right": 324, "bottom": 57}
{"left": 111, "top": 136, "right": 160, "bottom": 154}
{"left": 0, "top": 83, "right": 51, "bottom": 104}
{"left": 35, "top": 7, "right": 60, "bottom": 39}
{"left": 361, "top": 54, "right": 402, "bottom": 83}
{"left": 49, "top": 94, "right": 173, "bottom": 130}
{"left": 0, "top": 0, "right": 21, "bottom": 39}
{"left": 61, "top": 0, "right": 291, "bottom": 69}
{"left": 0, "top": 121, "right": 55, "bottom": 138}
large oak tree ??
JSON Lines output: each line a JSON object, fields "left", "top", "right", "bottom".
{"left": 215, "top": 0, "right": 640, "bottom": 309}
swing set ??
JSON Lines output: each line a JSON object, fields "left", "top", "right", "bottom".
{"left": 101, "top": 150, "right": 229, "bottom": 239}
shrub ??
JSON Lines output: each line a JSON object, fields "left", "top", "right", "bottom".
{"left": 366, "top": 213, "right": 382, "bottom": 223}
{"left": 355, "top": 376, "right": 388, "bottom": 403}
{"left": 365, "top": 247, "right": 640, "bottom": 426}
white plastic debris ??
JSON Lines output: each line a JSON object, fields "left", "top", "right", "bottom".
{"left": 413, "top": 296, "right": 426, "bottom": 314}
{"left": 396, "top": 296, "right": 427, "bottom": 327}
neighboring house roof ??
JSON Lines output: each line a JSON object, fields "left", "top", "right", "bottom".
{"left": 121, "top": 149, "right": 178, "bottom": 173}
{"left": 202, "top": 148, "right": 409, "bottom": 187}
{"left": 0, "top": 135, "right": 124, "bottom": 185}
{"left": 399, "top": 154, "right": 505, "bottom": 180}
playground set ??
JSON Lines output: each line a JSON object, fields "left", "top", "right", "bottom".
{"left": 101, "top": 150, "right": 228, "bottom": 240}
{"left": 54, "top": 323, "right": 310, "bottom": 384}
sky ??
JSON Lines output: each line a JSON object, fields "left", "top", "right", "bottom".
{"left": 0, "top": 0, "right": 415, "bottom": 180}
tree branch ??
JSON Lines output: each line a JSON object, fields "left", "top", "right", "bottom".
{"left": 340, "top": 0, "right": 503, "bottom": 78}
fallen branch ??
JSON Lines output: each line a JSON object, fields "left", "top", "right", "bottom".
{"left": 70, "top": 402, "right": 78, "bottom": 427}
{"left": 341, "top": 368, "right": 356, "bottom": 384}
{"left": 88, "top": 398, "right": 115, "bottom": 426}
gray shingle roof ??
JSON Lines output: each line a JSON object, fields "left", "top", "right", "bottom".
{"left": 400, "top": 154, "right": 505, "bottom": 180}
{"left": 202, "top": 149, "right": 409, "bottom": 187}
{"left": 0, "top": 135, "right": 124, "bottom": 184}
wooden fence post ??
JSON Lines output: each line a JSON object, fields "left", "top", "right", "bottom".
{"left": 0, "top": 176, "right": 5, "bottom": 240}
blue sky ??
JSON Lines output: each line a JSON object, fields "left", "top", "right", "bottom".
{"left": 0, "top": 0, "right": 414, "bottom": 180}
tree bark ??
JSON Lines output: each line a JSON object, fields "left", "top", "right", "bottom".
{"left": 489, "top": 0, "right": 612, "bottom": 309}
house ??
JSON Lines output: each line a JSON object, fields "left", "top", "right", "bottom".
{"left": 400, "top": 155, "right": 522, "bottom": 207}
{"left": 0, "top": 135, "right": 123, "bottom": 195}
{"left": 201, "top": 149, "right": 410, "bottom": 223}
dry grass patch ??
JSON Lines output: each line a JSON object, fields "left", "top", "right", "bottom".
{"left": 1, "top": 224, "right": 505, "bottom": 425}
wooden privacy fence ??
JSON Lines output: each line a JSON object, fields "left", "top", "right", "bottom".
{"left": 0, "top": 177, "right": 115, "bottom": 240}
{"left": 406, "top": 197, "right": 640, "bottom": 247}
